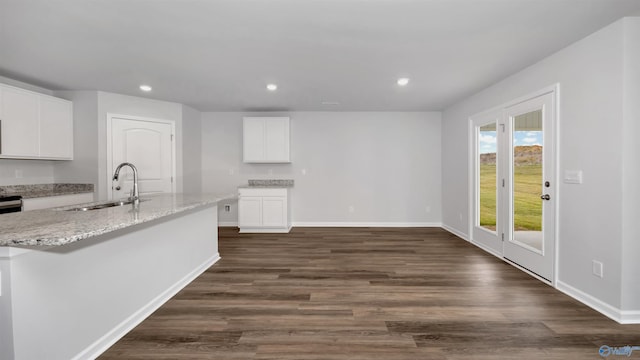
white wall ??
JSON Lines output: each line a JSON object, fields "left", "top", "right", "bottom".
{"left": 53, "top": 91, "right": 99, "bottom": 195}
{"left": 202, "top": 111, "right": 442, "bottom": 226}
{"left": 181, "top": 105, "right": 202, "bottom": 193}
{"left": 621, "top": 17, "right": 640, "bottom": 315}
{"left": 442, "top": 18, "right": 639, "bottom": 318}
{"left": 0, "top": 160, "right": 55, "bottom": 186}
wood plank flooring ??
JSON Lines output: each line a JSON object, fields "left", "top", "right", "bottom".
{"left": 100, "top": 227, "right": 640, "bottom": 359}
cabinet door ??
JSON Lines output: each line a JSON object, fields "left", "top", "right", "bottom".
{"left": 243, "top": 117, "right": 265, "bottom": 162}
{"left": 0, "top": 86, "right": 40, "bottom": 157}
{"left": 265, "top": 117, "right": 290, "bottom": 162}
{"left": 238, "top": 196, "right": 262, "bottom": 227}
{"left": 262, "top": 197, "right": 286, "bottom": 227}
{"left": 39, "top": 96, "right": 73, "bottom": 159}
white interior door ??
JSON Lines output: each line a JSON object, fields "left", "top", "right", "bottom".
{"left": 502, "top": 92, "right": 556, "bottom": 281}
{"left": 471, "top": 110, "right": 502, "bottom": 255}
{"left": 110, "top": 116, "right": 175, "bottom": 200}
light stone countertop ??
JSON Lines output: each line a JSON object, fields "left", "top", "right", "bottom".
{"left": 0, "top": 193, "right": 232, "bottom": 247}
{"left": 0, "top": 183, "right": 94, "bottom": 199}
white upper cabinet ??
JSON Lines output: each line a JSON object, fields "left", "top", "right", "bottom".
{"left": 39, "top": 96, "right": 73, "bottom": 159}
{"left": 0, "top": 86, "right": 40, "bottom": 157}
{"left": 243, "top": 117, "right": 290, "bottom": 163}
{"left": 0, "top": 84, "right": 73, "bottom": 160}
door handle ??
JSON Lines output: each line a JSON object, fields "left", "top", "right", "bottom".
{"left": 115, "top": 186, "right": 121, "bottom": 191}
{"left": 540, "top": 194, "right": 550, "bottom": 200}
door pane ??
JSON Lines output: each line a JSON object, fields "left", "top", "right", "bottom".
{"left": 512, "top": 110, "right": 543, "bottom": 251}
{"left": 478, "top": 123, "right": 497, "bottom": 232}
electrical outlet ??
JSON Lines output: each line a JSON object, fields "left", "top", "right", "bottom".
{"left": 15, "top": 169, "right": 23, "bottom": 179}
{"left": 224, "top": 204, "right": 231, "bottom": 212}
{"left": 348, "top": 205, "right": 355, "bottom": 213}
{"left": 592, "top": 260, "right": 604, "bottom": 278}
{"left": 425, "top": 206, "right": 431, "bottom": 213}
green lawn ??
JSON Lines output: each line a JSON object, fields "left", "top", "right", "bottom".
{"left": 479, "top": 164, "right": 542, "bottom": 231}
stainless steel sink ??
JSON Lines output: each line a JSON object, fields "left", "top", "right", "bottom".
{"left": 65, "top": 199, "right": 143, "bottom": 211}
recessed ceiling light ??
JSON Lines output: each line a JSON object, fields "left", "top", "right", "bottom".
{"left": 139, "top": 85, "right": 152, "bottom": 92}
{"left": 266, "top": 84, "right": 278, "bottom": 91}
{"left": 397, "top": 78, "right": 410, "bottom": 86}
{"left": 321, "top": 101, "right": 340, "bottom": 106}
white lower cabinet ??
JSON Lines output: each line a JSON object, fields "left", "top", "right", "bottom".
{"left": 22, "top": 192, "right": 94, "bottom": 211}
{"left": 239, "top": 196, "right": 263, "bottom": 227}
{"left": 238, "top": 188, "right": 291, "bottom": 233}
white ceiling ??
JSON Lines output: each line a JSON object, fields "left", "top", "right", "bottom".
{"left": 1, "top": 0, "right": 639, "bottom": 111}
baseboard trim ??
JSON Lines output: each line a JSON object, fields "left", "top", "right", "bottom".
{"left": 556, "top": 280, "right": 640, "bottom": 324}
{"left": 619, "top": 310, "right": 640, "bottom": 324}
{"left": 292, "top": 222, "right": 442, "bottom": 227}
{"left": 441, "top": 223, "right": 469, "bottom": 241}
{"left": 239, "top": 226, "right": 292, "bottom": 233}
{"left": 74, "top": 254, "right": 221, "bottom": 360}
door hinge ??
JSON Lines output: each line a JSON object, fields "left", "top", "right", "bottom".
{"left": 502, "top": 179, "right": 505, "bottom": 187}
{"left": 501, "top": 233, "right": 504, "bottom": 242}
{"left": 171, "top": 134, "right": 174, "bottom": 141}
{"left": 171, "top": 176, "right": 173, "bottom": 183}
{"left": 500, "top": 123, "right": 505, "bottom": 133}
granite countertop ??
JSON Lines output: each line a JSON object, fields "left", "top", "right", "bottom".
{"left": 0, "top": 183, "right": 94, "bottom": 199}
{"left": 238, "top": 179, "right": 294, "bottom": 188}
{"left": 0, "top": 193, "right": 232, "bottom": 247}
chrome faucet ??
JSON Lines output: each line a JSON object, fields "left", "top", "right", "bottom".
{"left": 112, "top": 162, "right": 140, "bottom": 204}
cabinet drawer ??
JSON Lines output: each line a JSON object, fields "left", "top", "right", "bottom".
{"left": 239, "top": 188, "right": 288, "bottom": 197}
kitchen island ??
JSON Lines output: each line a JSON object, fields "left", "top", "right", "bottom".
{"left": 0, "top": 193, "right": 229, "bottom": 360}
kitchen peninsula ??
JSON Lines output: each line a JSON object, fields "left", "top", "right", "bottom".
{"left": 0, "top": 193, "right": 229, "bottom": 360}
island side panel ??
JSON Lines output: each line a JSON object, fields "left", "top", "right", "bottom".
{"left": 0, "top": 254, "right": 15, "bottom": 360}
{"left": 9, "top": 204, "right": 219, "bottom": 360}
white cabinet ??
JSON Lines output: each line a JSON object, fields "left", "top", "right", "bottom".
{"left": 243, "top": 117, "right": 290, "bottom": 163}
{"left": 239, "top": 196, "right": 263, "bottom": 227}
{"left": 39, "top": 96, "right": 74, "bottom": 159}
{"left": 22, "top": 192, "right": 94, "bottom": 211}
{"left": 0, "top": 84, "right": 73, "bottom": 160}
{"left": 238, "top": 188, "right": 291, "bottom": 233}
{"left": 0, "top": 86, "right": 40, "bottom": 157}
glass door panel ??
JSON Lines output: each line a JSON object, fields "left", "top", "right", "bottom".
{"left": 471, "top": 110, "right": 502, "bottom": 255}
{"left": 512, "top": 110, "right": 543, "bottom": 252}
{"left": 479, "top": 123, "right": 497, "bottom": 232}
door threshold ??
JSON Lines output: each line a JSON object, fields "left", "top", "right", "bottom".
{"left": 503, "top": 257, "right": 552, "bottom": 285}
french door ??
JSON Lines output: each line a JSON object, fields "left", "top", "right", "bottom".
{"left": 472, "top": 89, "right": 557, "bottom": 282}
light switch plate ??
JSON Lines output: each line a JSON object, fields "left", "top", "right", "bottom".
{"left": 564, "top": 170, "right": 583, "bottom": 184}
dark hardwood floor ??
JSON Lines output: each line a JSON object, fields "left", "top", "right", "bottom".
{"left": 100, "top": 227, "right": 640, "bottom": 359}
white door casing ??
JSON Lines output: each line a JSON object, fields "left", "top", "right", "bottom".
{"left": 107, "top": 114, "right": 176, "bottom": 200}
